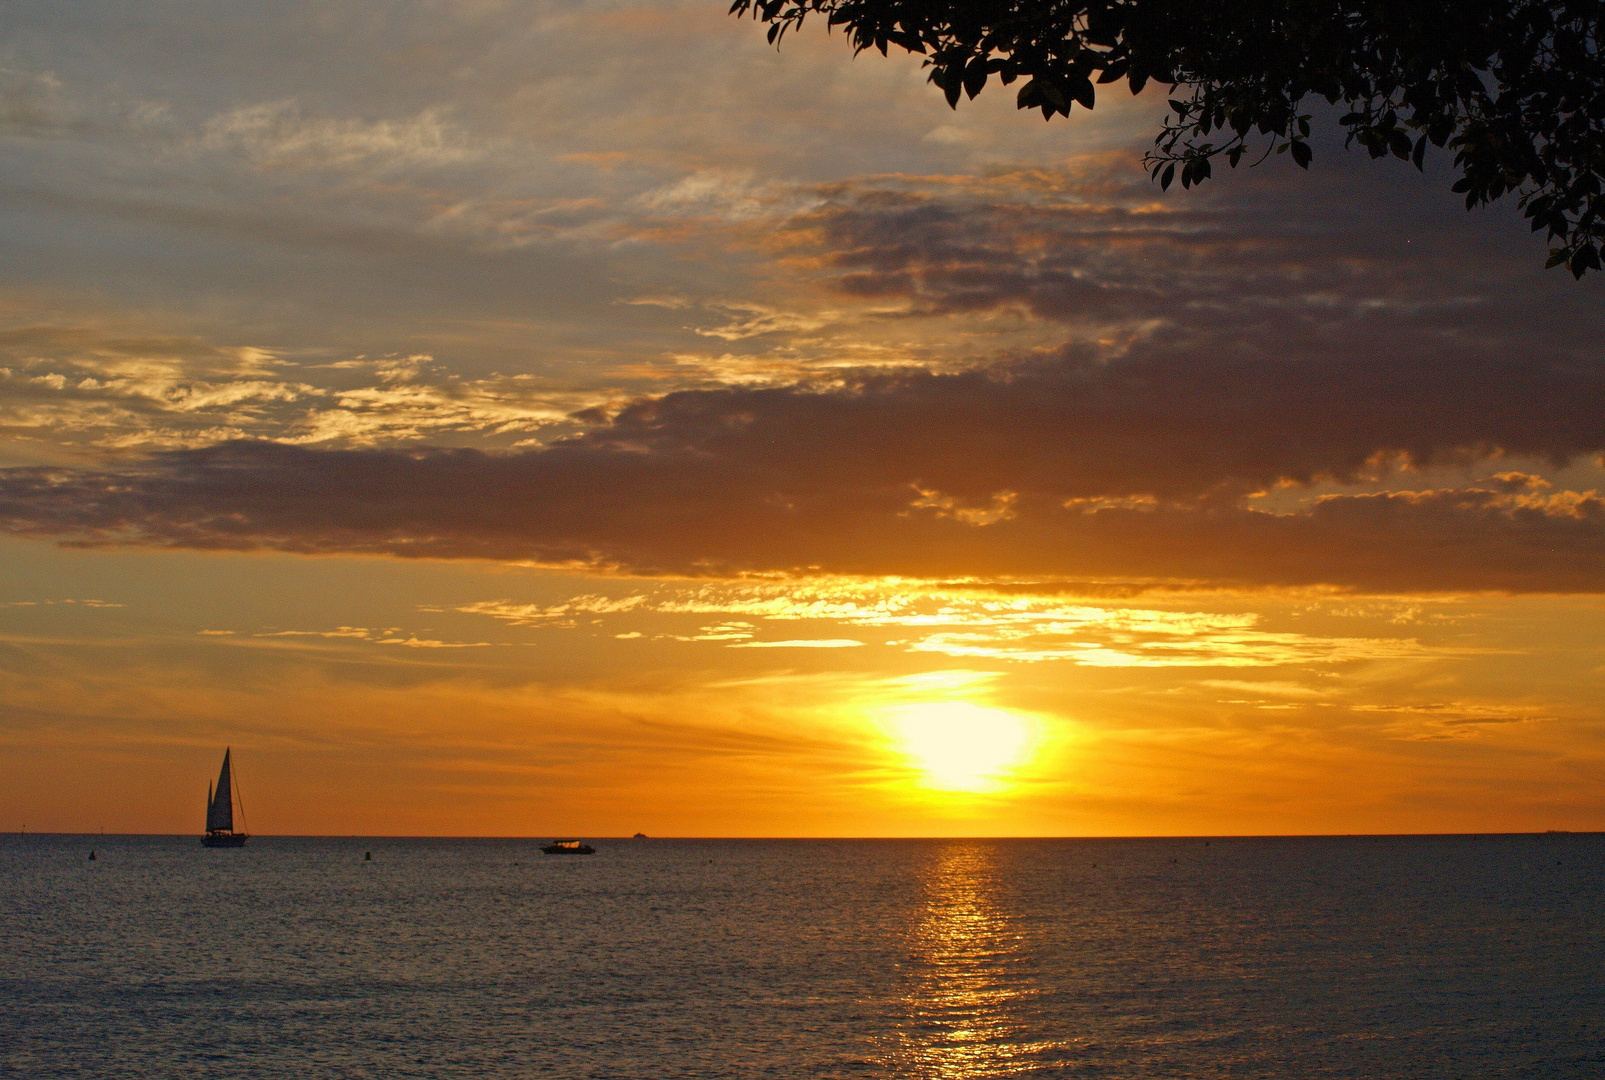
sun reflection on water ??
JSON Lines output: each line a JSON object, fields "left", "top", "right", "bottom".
{"left": 885, "top": 843, "right": 1063, "bottom": 1077}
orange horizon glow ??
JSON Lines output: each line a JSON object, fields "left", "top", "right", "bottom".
{"left": 2, "top": 553, "right": 1600, "bottom": 839}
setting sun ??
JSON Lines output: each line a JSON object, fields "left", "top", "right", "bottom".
{"left": 886, "top": 702, "right": 1035, "bottom": 792}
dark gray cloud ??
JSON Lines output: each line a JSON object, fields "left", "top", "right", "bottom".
{"left": 1, "top": 341, "right": 1601, "bottom": 590}
{"left": 578, "top": 343, "right": 1604, "bottom": 501}
{"left": 796, "top": 160, "right": 1604, "bottom": 358}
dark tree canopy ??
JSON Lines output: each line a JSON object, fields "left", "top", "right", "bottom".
{"left": 731, "top": 0, "right": 1605, "bottom": 277}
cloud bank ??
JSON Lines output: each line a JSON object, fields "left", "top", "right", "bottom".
{"left": 1, "top": 343, "right": 1601, "bottom": 591}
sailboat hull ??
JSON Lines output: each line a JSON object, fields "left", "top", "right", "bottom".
{"left": 201, "top": 832, "right": 248, "bottom": 847}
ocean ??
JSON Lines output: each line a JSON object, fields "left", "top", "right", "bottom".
{"left": 2, "top": 834, "right": 1601, "bottom": 1078}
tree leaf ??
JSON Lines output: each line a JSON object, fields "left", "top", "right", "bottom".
{"left": 963, "top": 58, "right": 987, "bottom": 99}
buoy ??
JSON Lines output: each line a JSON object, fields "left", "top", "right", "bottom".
{"left": 364, "top": 851, "right": 372, "bottom": 861}
{"left": 88, "top": 851, "right": 96, "bottom": 860}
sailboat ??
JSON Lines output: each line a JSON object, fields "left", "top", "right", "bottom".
{"left": 201, "top": 748, "right": 249, "bottom": 848}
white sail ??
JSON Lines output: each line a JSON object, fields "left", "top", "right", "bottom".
{"left": 206, "top": 749, "right": 234, "bottom": 832}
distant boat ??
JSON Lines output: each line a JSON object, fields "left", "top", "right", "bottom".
{"left": 201, "top": 748, "right": 249, "bottom": 848}
{"left": 633, "top": 832, "right": 647, "bottom": 839}
{"left": 542, "top": 840, "right": 594, "bottom": 855}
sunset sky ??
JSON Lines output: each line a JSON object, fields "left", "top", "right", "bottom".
{"left": 2, "top": 0, "right": 1602, "bottom": 837}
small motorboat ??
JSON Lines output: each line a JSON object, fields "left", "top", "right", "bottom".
{"left": 542, "top": 840, "right": 595, "bottom": 855}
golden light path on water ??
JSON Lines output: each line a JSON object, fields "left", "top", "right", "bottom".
{"left": 887, "top": 844, "right": 1064, "bottom": 1077}
{"left": 884, "top": 703, "right": 1039, "bottom": 793}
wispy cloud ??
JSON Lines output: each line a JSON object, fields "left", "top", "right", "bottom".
{"left": 0, "top": 334, "right": 587, "bottom": 453}
{"left": 198, "top": 101, "right": 479, "bottom": 171}
{"left": 0, "top": 598, "right": 122, "bottom": 608}
{"left": 729, "top": 638, "right": 866, "bottom": 648}
{"left": 443, "top": 581, "right": 1478, "bottom": 668}
{"left": 1354, "top": 702, "right": 1553, "bottom": 741}
{"left": 245, "top": 626, "right": 492, "bottom": 648}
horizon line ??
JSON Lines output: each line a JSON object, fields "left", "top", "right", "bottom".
{"left": 8, "top": 830, "right": 1599, "bottom": 840}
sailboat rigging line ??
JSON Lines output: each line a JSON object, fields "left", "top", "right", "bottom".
{"left": 234, "top": 764, "right": 250, "bottom": 837}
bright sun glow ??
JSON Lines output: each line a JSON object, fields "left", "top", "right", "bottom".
{"left": 887, "top": 702, "right": 1035, "bottom": 792}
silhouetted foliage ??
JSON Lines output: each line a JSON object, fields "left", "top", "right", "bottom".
{"left": 731, "top": 0, "right": 1605, "bottom": 277}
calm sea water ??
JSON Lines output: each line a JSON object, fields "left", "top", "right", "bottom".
{"left": 2, "top": 835, "right": 1602, "bottom": 1078}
